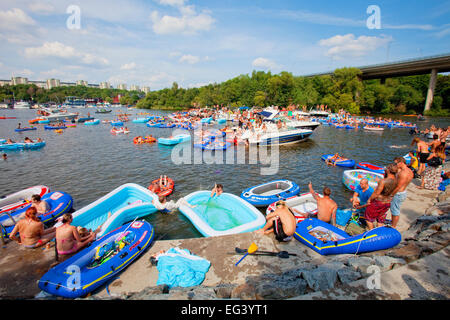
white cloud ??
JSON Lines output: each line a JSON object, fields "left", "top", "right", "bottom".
{"left": 319, "top": 34, "right": 393, "bottom": 60}
{"left": 24, "top": 41, "right": 109, "bottom": 67}
{"left": 28, "top": 2, "right": 55, "bottom": 14}
{"left": 150, "top": 3, "right": 214, "bottom": 35}
{"left": 157, "top": 0, "right": 186, "bottom": 6}
{"left": 179, "top": 54, "right": 200, "bottom": 64}
{"left": 120, "top": 62, "right": 137, "bottom": 70}
{"left": 0, "top": 8, "right": 36, "bottom": 30}
{"left": 252, "top": 57, "right": 279, "bottom": 70}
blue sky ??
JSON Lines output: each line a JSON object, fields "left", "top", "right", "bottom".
{"left": 1, "top": 0, "right": 449, "bottom": 90}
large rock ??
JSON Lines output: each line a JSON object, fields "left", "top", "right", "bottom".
{"left": 230, "top": 283, "right": 257, "bottom": 300}
{"left": 388, "top": 242, "right": 422, "bottom": 263}
{"left": 301, "top": 268, "right": 337, "bottom": 291}
{"left": 372, "top": 255, "right": 406, "bottom": 271}
{"left": 336, "top": 268, "right": 362, "bottom": 284}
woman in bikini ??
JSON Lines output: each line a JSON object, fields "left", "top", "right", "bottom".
{"left": 9, "top": 207, "right": 56, "bottom": 248}
{"left": 55, "top": 213, "right": 97, "bottom": 261}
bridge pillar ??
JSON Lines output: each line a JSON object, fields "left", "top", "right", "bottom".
{"left": 424, "top": 68, "right": 437, "bottom": 112}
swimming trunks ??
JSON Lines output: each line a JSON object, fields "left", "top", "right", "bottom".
{"left": 272, "top": 218, "right": 292, "bottom": 242}
{"left": 419, "top": 152, "right": 429, "bottom": 163}
{"left": 390, "top": 191, "right": 407, "bottom": 216}
{"left": 364, "top": 199, "right": 390, "bottom": 223}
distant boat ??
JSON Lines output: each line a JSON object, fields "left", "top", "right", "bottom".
{"left": 13, "top": 101, "right": 30, "bottom": 109}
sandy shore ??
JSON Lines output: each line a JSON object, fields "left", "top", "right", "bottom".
{"left": 0, "top": 177, "right": 447, "bottom": 299}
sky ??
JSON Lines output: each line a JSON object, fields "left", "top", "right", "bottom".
{"left": 0, "top": 0, "right": 449, "bottom": 90}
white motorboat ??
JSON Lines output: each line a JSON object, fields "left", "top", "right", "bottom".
{"left": 13, "top": 101, "right": 30, "bottom": 109}
{"left": 241, "top": 124, "right": 313, "bottom": 146}
{"left": 39, "top": 107, "right": 78, "bottom": 122}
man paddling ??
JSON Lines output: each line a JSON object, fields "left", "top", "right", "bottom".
{"left": 391, "top": 157, "right": 414, "bottom": 228}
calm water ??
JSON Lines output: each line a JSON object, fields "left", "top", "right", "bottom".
{"left": 1, "top": 108, "right": 448, "bottom": 240}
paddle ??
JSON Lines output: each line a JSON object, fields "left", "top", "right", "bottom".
{"left": 234, "top": 242, "right": 258, "bottom": 266}
{"left": 235, "top": 247, "right": 296, "bottom": 259}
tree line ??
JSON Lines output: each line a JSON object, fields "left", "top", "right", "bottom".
{"left": 1, "top": 68, "right": 449, "bottom": 115}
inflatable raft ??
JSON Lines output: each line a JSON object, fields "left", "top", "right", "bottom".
{"left": 84, "top": 119, "right": 100, "bottom": 125}
{"left": 356, "top": 162, "right": 385, "bottom": 175}
{"left": 45, "top": 125, "right": 66, "bottom": 130}
{"left": 0, "top": 185, "right": 50, "bottom": 218}
{"left": 321, "top": 154, "right": 355, "bottom": 168}
{"left": 363, "top": 126, "right": 384, "bottom": 131}
{"left": 148, "top": 177, "right": 175, "bottom": 197}
{"left": 294, "top": 218, "right": 401, "bottom": 255}
{"left": 241, "top": 180, "right": 300, "bottom": 207}
{"left": 65, "top": 183, "right": 158, "bottom": 238}
{"left": 110, "top": 121, "right": 124, "bottom": 127}
{"left": 15, "top": 127, "right": 37, "bottom": 132}
{"left": 342, "top": 169, "right": 383, "bottom": 191}
{"left": 158, "top": 134, "right": 191, "bottom": 145}
{"left": 1, "top": 191, "right": 73, "bottom": 236}
{"left": 38, "top": 220, "right": 155, "bottom": 298}
{"left": 178, "top": 191, "right": 266, "bottom": 237}
{"left": 0, "top": 141, "right": 46, "bottom": 151}
{"left": 266, "top": 192, "right": 321, "bottom": 223}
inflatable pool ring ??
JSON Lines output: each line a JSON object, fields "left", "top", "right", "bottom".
{"left": 342, "top": 169, "right": 383, "bottom": 191}
{"left": 38, "top": 220, "right": 155, "bottom": 298}
{"left": 148, "top": 177, "right": 175, "bottom": 197}
{"left": 55, "top": 129, "right": 63, "bottom": 134}
{"left": 355, "top": 162, "right": 384, "bottom": 175}
{"left": 294, "top": 218, "right": 401, "bottom": 255}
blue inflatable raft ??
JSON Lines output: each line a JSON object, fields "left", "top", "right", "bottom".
{"left": 0, "top": 191, "right": 73, "bottom": 236}
{"left": 84, "top": 119, "right": 100, "bottom": 125}
{"left": 45, "top": 125, "right": 67, "bottom": 130}
{"left": 15, "top": 127, "right": 37, "bottom": 132}
{"left": 0, "top": 142, "right": 46, "bottom": 151}
{"left": 38, "top": 220, "right": 155, "bottom": 298}
{"left": 321, "top": 154, "right": 356, "bottom": 168}
{"left": 240, "top": 180, "right": 300, "bottom": 207}
{"left": 294, "top": 218, "right": 401, "bottom": 255}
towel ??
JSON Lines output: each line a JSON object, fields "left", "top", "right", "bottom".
{"left": 156, "top": 247, "right": 211, "bottom": 288}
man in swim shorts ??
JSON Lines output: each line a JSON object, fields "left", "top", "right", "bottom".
{"left": 390, "top": 157, "right": 414, "bottom": 228}
{"left": 411, "top": 137, "right": 429, "bottom": 176}
{"left": 308, "top": 182, "right": 337, "bottom": 225}
{"left": 365, "top": 163, "right": 398, "bottom": 230}
{"left": 256, "top": 201, "right": 296, "bottom": 242}
{"left": 30, "top": 194, "right": 50, "bottom": 214}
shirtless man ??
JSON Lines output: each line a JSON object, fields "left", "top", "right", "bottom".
{"left": 391, "top": 157, "right": 414, "bottom": 228}
{"left": 428, "top": 134, "right": 441, "bottom": 153}
{"left": 365, "top": 163, "right": 398, "bottom": 230}
{"left": 411, "top": 137, "right": 430, "bottom": 175}
{"left": 308, "top": 182, "right": 337, "bottom": 225}
{"left": 9, "top": 207, "right": 56, "bottom": 248}
{"left": 210, "top": 184, "right": 223, "bottom": 198}
{"left": 256, "top": 201, "right": 296, "bottom": 242}
{"left": 30, "top": 194, "right": 50, "bottom": 214}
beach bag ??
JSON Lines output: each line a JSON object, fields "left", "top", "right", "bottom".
{"left": 427, "top": 156, "right": 442, "bottom": 168}
{"left": 335, "top": 208, "right": 353, "bottom": 226}
{"left": 345, "top": 220, "right": 366, "bottom": 236}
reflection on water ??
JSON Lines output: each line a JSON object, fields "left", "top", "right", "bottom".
{"left": 1, "top": 108, "right": 448, "bottom": 240}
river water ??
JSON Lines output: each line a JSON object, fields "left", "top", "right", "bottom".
{"left": 1, "top": 108, "right": 448, "bottom": 240}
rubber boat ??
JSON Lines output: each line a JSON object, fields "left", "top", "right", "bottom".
{"left": 38, "top": 120, "right": 50, "bottom": 124}
{"left": 65, "top": 183, "right": 158, "bottom": 238}
{"left": 294, "top": 218, "right": 401, "bottom": 255}
{"left": 157, "top": 123, "right": 175, "bottom": 128}
{"left": 240, "top": 180, "right": 301, "bottom": 207}
{"left": 76, "top": 117, "right": 94, "bottom": 123}
{"left": 266, "top": 192, "right": 320, "bottom": 224}
{"left": 355, "top": 162, "right": 385, "bottom": 175}
{"left": 38, "top": 220, "right": 154, "bottom": 298}
{"left": 321, "top": 154, "right": 355, "bottom": 168}
{"left": 0, "top": 139, "right": 6, "bottom": 144}
{"left": 133, "top": 136, "right": 156, "bottom": 144}
{"left": 200, "top": 117, "right": 212, "bottom": 124}
{"left": 84, "top": 119, "right": 100, "bottom": 125}
{"left": 0, "top": 191, "right": 73, "bottom": 236}
{"left": 178, "top": 191, "right": 266, "bottom": 237}
{"left": 0, "top": 185, "right": 50, "bottom": 218}
{"left": 148, "top": 177, "right": 175, "bottom": 197}
{"left": 363, "top": 126, "right": 384, "bottom": 131}
{"left": 15, "top": 127, "right": 36, "bottom": 132}
{"left": 45, "top": 125, "right": 66, "bottom": 130}
{"left": 342, "top": 169, "right": 383, "bottom": 191}
{"left": 132, "top": 118, "right": 150, "bottom": 123}
{"left": 158, "top": 134, "right": 191, "bottom": 145}
{"left": 110, "top": 121, "right": 124, "bottom": 126}
{"left": 111, "top": 128, "right": 130, "bottom": 134}
{"left": 0, "top": 141, "right": 46, "bottom": 151}
{"left": 202, "top": 141, "right": 232, "bottom": 151}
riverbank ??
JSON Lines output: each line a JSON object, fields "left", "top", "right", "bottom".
{"left": 1, "top": 168, "right": 449, "bottom": 300}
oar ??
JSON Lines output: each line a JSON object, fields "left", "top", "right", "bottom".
{"left": 235, "top": 247, "right": 296, "bottom": 259}
{"left": 235, "top": 242, "right": 258, "bottom": 266}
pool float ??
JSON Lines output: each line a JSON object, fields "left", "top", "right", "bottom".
{"left": 28, "top": 118, "right": 43, "bottom": 124}
{"left": 342, "top": 169, "right": 383, "bottom": 191}
{"left": 321, "top": 154, "right": 355, "bottom": 168}
{"left": 157, "top": 123, "right": 176, "bottom": 128}
{"left": 146, "top": 122, "right": 160, "bottom": 127}
{"left": 76, "top": 117, "right": 94, "bottom": 123}
{"left": 0, "top": 141, "right": 46, "bottom": 151}
{"left": 148, "top": 177, "right": 175, "bottom": 197}
{"left": 363, "top": 126, "right": 384, "bottom": 131}
{"left": 345, "top": 125, "right": 356, "bottom": 129}
{"left": 294, "top": 218, "right": 401, "bottom": 255}
{"left": 202, "top": 141, "right": 232, "bottom": 151}
{"left": 84, "top": 119, "right": 100, "bottom": 125}
{"left": 0, "top": 139, "right": 6, "bottom": 144}
{"left": 0, "top": 116, "right": 16, "bottom": 119}
{"left": 0, "top": 185, "right": 50, "bottom": 219}
{"left": 38, "top": 220, "right": 154, "bottom": 298}
{"left": 110, "top": 121, "right": 124, "bottom": 126}
{"left": 158, "top": 134, "right": 191, "bottom": 146}
{"left": 266, "top": 192, "right": 320, "bottom": 224}
{"left": 15, "top": 127, "right": 37, "bottom": 132}
{"left": 132, "top": 118, "right": 150, "bottom": 123}
{"left": 241, "top": 180, "right": 301, "bottom": 207}
{"left": 55, "top": 129, "right": 64, "bottom": 134}
{"left": 178, "top": 191, "right": 266, "bottom": 237}
{"left": 1, "top": 191, "right": 73, "bottom": 236}
{"left": 64, "top": 183, "right": 158, "bottom": 237}
{"left": 44, "top": 125, "right": 66, "bottom": 130}
{"left": 133, "top": 136, "right": 156, "bottom": 144}
{"left": 66, "top": 123, "right": 76, "bottom": 128}
{"left": 355, "top": 162, "right": 385, "bottom": 175}
{"left": 200, "top": 117, "right": 212, "bottom": 124}
{"left": 38, "top": 120, "right": 50, "bottom": 124}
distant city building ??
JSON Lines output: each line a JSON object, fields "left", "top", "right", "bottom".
{"left": 100, "top": 82, "right": 111, "bottom": 89}
{"left": 46, "top": 78, "right": 60, "bottom": 89}
{"left": 118, "top": 83, "right": 127, "bottom": 90}
{"left": 141, "top": 86, "right": 150, "bottom": 94}
{"left": 29, "top": 80, "right": 47, "bottom": 89}
{"left": 11, "top": 77, "right": 28, "bottom": 85}
{"left": 77, "top": 80, "right": 88, "bottom": 86}
{"left": 0, "top": 79, "right": 10, "bottom": 86}
{"left": 130, "top": 84, "right": 140, "bottom": 91}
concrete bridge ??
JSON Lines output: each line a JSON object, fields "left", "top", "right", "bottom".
{"left": 305, "top": 53, "right": 450, "bottom": 112}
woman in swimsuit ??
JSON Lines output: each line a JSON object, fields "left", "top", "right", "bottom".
{"left": 9, "top": 207, "right": 56, "bottom": 248}
{"left": 55, "top": 213, "right": 97, "bottom": 261}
